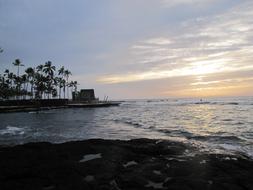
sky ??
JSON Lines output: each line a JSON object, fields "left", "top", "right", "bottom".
{"left": 0, "top": 0, "right": 253, "bottom": 99}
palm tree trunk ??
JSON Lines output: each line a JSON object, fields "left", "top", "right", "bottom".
{"left": 59, "top": 87, "right": 61, "bottom": 99}
{"left": 67, "top": 76, "right": 69, "bottom": 99}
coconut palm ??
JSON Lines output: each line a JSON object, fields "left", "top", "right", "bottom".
{"left": 12, "top": 59, "right": 24, "bottom": 77}
{"left": 25, "top": 67, "right": 35, "bottom": 99}
{"left": 0, "top": 74, "right": 9, "bottom": 99}
{"left": 21, "top": 74, "right": 28, "bottom": 99}
{"left": 12, "top": 59, "right": 24, "bottom": 99}
{"left": 43, "top": 61, "right": 56, "bottom": 98}
{"left": 68, "top": 81, "right": 79, "bottom": 99}
{"left": 62, "top": 79, "right": 66, "bottom": 99}
{"left": 54, "top": 77, "right": 63, "bottom": 99}
{"left": 58, "top": 66, "right": 65, "bottom": 76}
{"left": 0, "top": 60, "right": 78, "bottom": 101}
{"left": 34, "top": 73, "right": 47, "bottom": 99}
{"left": 43, "top": 61, "right": 55, "bottom": 77}
{"left": 64, "top": 69, "right": 72, "bottom": 99}
{"left": 58, "top": 66, "right": 66, "bottom": 99}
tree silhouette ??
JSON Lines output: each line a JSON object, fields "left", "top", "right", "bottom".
{"left": 0, "top": 59, "right": 78, "bottom": 100}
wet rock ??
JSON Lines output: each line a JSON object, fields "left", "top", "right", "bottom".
{"left": 0, "top": 139, "right": 253, "bottom": 190}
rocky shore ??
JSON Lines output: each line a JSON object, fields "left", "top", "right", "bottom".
{"left": 0, "top": 139, "right": 253, "bottom": 190}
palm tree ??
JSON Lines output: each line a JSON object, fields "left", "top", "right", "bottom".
{"left": 54, "top": 77, "right": 63, "bottom": 99}
{"left": 73, "top": 81, "right": 78, "bottom": 93}
{"left": 0, "top": 74, "right": 9, "bottom": 99}
{"left": 62, "top": 79, "right": 66, "bottom": 99}
{"left": 12, "top": 59, "right": 24, "bottom": 99}
{"left": 58, "top": 66, "right": 65, "bottom": 99}
{"left": 12, "top": 59, "right": 24, "bottom": 77}
{"left": 43, "top": 61, "right": 55, "bottom": 99}
{"left": 36, "top": 64, "right": 44, "bottom": 74}
{"left": 0, "top": 60, "right": 78, "bottom": 101}
{"left": 25, "top": 67, "right": 35, "bottom": 99}
{"left": 69, "top": 81, "right": 74, "bottom": 91}
{"left": 64, "top": 69, "right": 72, "bottom": 99}
{"left": 21, "top": 74, "right": 28, "bottom": 99}
{"left": 34, "top": 73, "right": 47, "bottom": 99}
{"left": 43, "top": 61, "right": 55, "bottom": 78}
{"left": 3, "top": 69, "right": 9, "bottom": 81}
{"left": 68, "top": 81, "right": 79, "bottom": 100}
{"left": 58, "top": 66, "right": 64, "bottom": 75}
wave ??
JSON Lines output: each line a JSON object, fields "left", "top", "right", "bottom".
{"left": 222, "top": 119, "right": 233, "bottom": 122}
{"left": 194, "top": 101, "right": 240, "bottom": 105}
{"left": 194, "top": 101, "right": 211, "bottom": 105}
{"left": 187, "top": 135, "right": 243, "bottom": 142}
{"left": 113, "top": 119, "right": 143, "bottom": 128}
{"left": 158, "top": 101, "right": 242, "bottom": 106}
{"left": 155, "top": 128, "right": 243, "bottom": 143}
{"left": 0, "top": 126, "right": 26, "bottom": 135}
{"left": 157, "top": 129, "right": 194, "bottom": 138}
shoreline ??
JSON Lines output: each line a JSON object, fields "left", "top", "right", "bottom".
{"left": 0, "top": 138, "right": 252, "bottom": 190}
{"left": 0, "top": 102, "right": 120, "bottom": 113}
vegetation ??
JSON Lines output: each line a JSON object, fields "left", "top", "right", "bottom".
{"left": 0, "top": 59, "right": 78, "bottom": 100}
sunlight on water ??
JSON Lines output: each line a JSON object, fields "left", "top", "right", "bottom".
{"left": 0, "top": 97, "right": 253, "bottom": 157}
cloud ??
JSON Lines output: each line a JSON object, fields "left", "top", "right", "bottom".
{"left": 98, "top": 1, "right": 253, "bottom": 86}
{"left": 161, "top": 0, "right": 219, "bottom": 8}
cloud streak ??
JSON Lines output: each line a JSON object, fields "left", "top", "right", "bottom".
{"left": 161, "top": 0, "right": 219, "bottom": 8}
{"left": 98, "top": 1, "right": 253, "bottom": 88}
{"left": 1, "top": 0, "right": 253, "bottom": 98}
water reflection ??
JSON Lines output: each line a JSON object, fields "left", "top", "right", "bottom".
{"left": 0, "top": 97, "right": 253, "bottom": 157}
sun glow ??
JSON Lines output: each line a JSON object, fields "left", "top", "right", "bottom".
{"left": 97, "top": 58, "right": 231, "bottom": 84}
{"left": 95, "top": 0, "right": 253, "bottom": 98}
{"left": 185, "top": 59, "right": 228, "bottom": 75}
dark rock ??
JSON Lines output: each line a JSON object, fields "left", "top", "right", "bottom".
{"left": 0, "top": 139, "right": 253, "bottom": 190}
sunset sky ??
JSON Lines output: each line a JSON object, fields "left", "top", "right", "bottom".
{"left": 1, "top": 0, "right": 253, "bottom": 99}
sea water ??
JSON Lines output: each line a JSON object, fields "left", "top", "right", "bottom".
{"left": 0, "top": 97, "right": 253, "bottom": 157}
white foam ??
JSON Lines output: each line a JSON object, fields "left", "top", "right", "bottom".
{"left": 164, "top": 177, "right": 172, "bottom": 182}
{"left": 166, "top": 157, "right": 186, "bottom": 162}
{"left": 153, "top": 170, "right": 162, "bottom": 175}
{"left": 156, "top": 140, "right": 163, "bottom": 144}
{"left": 218, "top": 144, "right": 239, "bottom": 151}
{"left": 79, "top": 153, "right": 102, "bottom": 163}
{"left": 145, "top": 181, "right": 164, "bottom": 189}
{"left": 110, "top": 180, "right": 121, "bottom": 190}
{"left": 123, "top": 161, "right": 138, "bottom": 168}
{"left": 0, "top": 126, "right": 25, "bottom": 135}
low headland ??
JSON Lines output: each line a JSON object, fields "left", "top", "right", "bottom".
{"left": 1, "top": 60, "right": 120, "bottom": 113}
{"left": 0, "top": 99, "right": 120, "bottom": 113}
{"left": 0, "top": 138, "right": 252, "bottom": 190}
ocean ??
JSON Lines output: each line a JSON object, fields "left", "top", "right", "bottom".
{"left": 0, "top": 97, "right": 253, "bottom": 158}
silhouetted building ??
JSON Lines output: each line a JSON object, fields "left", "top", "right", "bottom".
{"left": 72, "top": 89, "right": 97, "bottom": 102}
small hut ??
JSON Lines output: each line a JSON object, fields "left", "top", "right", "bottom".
{"left": 72, "top": 89, "right": 98, "bottom": 102}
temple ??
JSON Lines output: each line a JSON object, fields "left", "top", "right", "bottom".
{"left": 72, "top": 89, "right": 98, "bottom": 102}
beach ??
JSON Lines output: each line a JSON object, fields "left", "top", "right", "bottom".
{"left": 0, "top": 138, "right": 253, "bottom": 190}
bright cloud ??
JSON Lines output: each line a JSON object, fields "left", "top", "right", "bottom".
{"left": 161, "top": 0, "right": 219, "bottom": 8}
{"left": 1, "top": 0, "right": 253, "bottom": 98}
{"left": 98, "top": 1, "right": 253, "bottom": 88}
